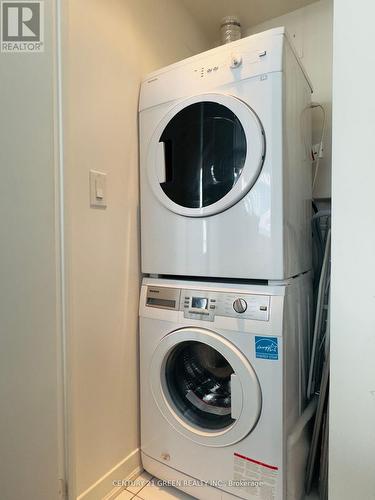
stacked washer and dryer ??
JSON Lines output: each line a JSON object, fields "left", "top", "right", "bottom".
{"left": 139, "top": 28, "right": 313, "bottom": 500}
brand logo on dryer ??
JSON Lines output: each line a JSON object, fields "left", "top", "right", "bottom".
{"left": 255, "top": 336, "right": 278, "bottom": 360}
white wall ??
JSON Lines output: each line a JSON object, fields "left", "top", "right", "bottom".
{"left": 330, "top": 0, "right": 375, "bottom": 498}
{"left": 0, "top": 1, "right": 64, "bottom": 499}
{"left": 246, "top": 0, "right": 333, "bottom": 199}
{"left": 62, "top": 1, "right": 209, "bottom": 498}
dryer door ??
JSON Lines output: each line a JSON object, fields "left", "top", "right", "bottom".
{"left": 150, "top": 327, "right": 262, "bottom": 447}
{"left": 147, "top": 93, "right": 265, "bottom": 217}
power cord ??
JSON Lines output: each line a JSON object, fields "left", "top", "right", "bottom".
{"left": 310, "top": 102, "right": 326, "bottom": 191}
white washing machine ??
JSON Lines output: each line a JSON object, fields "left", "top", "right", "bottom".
{"left": 140, "top": 275, "right": 312, "bottom": 500}
{"left": 139, "top": 27, "right": 312, "bottom": 280}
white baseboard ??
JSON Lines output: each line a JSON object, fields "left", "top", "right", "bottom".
{"left": 77, "top": 448, "right": 141, "bottom": 500}
{"left": 103, "top": 465, "right": 143, "bottom": 500}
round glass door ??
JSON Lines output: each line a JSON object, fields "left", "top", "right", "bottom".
{"left": 160, "top": 102, "right": 246, "bottom": 209}
{"left": 150, "top": 328, "right": 262, "bottom": 447}
{"left": 165, "top": 341, "right": 234, "bottom": 430}
{"left": 147, "top": 93, "right": 265, "bottom": 217}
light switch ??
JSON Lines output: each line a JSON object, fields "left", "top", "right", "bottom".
{"left": 95, "top": 178, "right": 104, "bottom": 199}
{"left": 90, "top": 170, "right": 107, "bottom": 208}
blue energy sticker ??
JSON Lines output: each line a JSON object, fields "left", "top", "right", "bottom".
{"left": 255, "top": 336, "right": 279, "bottom": 360}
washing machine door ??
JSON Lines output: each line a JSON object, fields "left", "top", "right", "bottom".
{"left": 150, "top": 327, "right": 262, "bottom": 447}
{"left": 147, "top": 93, "right": 265, "bottom": 217}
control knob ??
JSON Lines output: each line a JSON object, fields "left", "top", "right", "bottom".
{"left": 233, "top": 298, "right": 247, "bottom": 314}
{"left": 230, "top": 54, "right": 242, "bottom": 69}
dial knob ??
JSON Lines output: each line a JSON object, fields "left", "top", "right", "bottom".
{"left": 233, "top": 298, "right": 247, "bottom": 314}
{"left": 230, "top": 54, "right": 242, "bottom": 69}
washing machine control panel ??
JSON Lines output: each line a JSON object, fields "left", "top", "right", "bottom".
{"left": 145, "top": 286, "right": 181, "bottom": 310}
{"left": 180, "top": 289, "right": 270, "bottom": 322}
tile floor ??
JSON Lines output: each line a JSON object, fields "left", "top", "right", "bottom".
{"left": 115, "top": 471, "right": 319, "bottom": 499}
{"left": 115, "top": 471, "right": 192, "bottom": 499}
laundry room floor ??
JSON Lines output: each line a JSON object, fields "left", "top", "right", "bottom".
{"left": 114, "top": 471, "right": 319, "bottom": 499}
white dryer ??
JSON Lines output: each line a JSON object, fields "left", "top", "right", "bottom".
{"left": 140, "top": 275, "right": 312, "bottom": 500}
{"left": 139, "top": 27, "right": 312, "bottom": 280}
